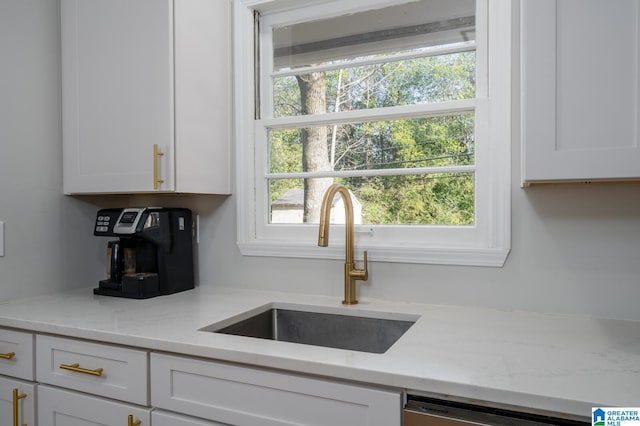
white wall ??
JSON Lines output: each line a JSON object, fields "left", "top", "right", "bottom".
{"left": 188, "top": 1, "right": 640, "bottom": 322}
{"left": 191, "top": 183, "right": 640, "bottom": 322}
{"left": 1, "top": 1, "right": 639, "bottom": 321}
{"left": 0, "top": 0, "right": 104, "bottom": 301}
{"left": 189, "top": 2, "right": 640, "bottom": 321}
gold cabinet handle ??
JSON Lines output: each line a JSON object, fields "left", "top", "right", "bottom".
{"left": 59, "top": 362, "right": 104, "bottom": 377}
{"left": 128, "top": 415, "right": 141, "bottom": 426}
{"left": 153, "top": 144, "right": 164, "bottom": 190}
{"left": 0, "top": 352, "right": 15, "bottom": 360}
{"left": 13, "top": 388, "right": 27, "bottom": 426}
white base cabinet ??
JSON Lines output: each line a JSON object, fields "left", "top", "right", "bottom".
{"left": 521, "top": 0, "right": 640, "bottom": 184}
{"left": 0, "top": 329, "right": 36, "bottom": 426}
{"left": 151, "top": 353, "right": 402, "bottom": 426}
{"left": 38, "top": 385, "right": 151, "bottom": 426}
{"left": 35, "top": 335, "right": 150, "bottom": 426}
{"left": 0, "top": 377, "right": 35, "bottom": 426}
{"left": 0, "top": 329, "right": 34, "bottom": 381}
{"left": 36, "top": 335, "right": 148, "bottom": 406}
{"left": 0, "top": 328, "right": 403, "bottom": 426}
{"left": 152, "top": 410, "right": 227, "bottom": 426}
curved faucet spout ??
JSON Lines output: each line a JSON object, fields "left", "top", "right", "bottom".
{"left": 318, "top": 183, "right": 368, "bottom": 305}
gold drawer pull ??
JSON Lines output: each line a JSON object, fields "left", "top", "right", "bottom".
{"left": 13, "top": 388, "right": 27, "bottom": 426}
{"left": 128, "top": 415, "right": 141, "bottom": 426}
{"left": 0, "top": 352, "right": 15, "bottom": 360}
{"left": 59, "top": 362, "right": 104, "bottom": 377}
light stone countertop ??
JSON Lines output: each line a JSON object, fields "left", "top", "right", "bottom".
{"left": 0, "top": 285, "right": 638, "bottom": 421}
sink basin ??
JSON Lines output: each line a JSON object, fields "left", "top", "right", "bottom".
{"left": 200, "top": 303, "right": 418, "bottom": 354}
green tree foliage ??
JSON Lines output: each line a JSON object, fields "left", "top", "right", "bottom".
{"left": 269, "top": 128, "right": 302, "bottom": 203}
{"left": 270, "top": 52, "right": 476, "bottom": 225}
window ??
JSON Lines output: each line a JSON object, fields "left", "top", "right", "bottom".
{"left": 235, "top": 0, "right": 511, "bottom": 266}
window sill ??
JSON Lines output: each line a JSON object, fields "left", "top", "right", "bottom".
{"left": 237, "top": 240, "right": 510, "bottom": 267}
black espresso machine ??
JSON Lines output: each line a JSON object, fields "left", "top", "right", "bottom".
{"left": 93, "top": 207, "right": 194, "bottom": 299}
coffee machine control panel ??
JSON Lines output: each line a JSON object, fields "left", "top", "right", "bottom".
{"left": 94, "top": 208, "right": 124, "bottom": 236}
{"left": 94, "top": 208, "right": 149, "bottom": 236}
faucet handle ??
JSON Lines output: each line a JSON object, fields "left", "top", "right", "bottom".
{"left": 362, "top": 250, "right": 368, "bottom": 281}
{"left": 350, "top": 250, "right": 368, "bottom": 281}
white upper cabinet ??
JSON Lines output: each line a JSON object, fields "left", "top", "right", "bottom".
{"left": 521, "top": 0, "right": 640, "bottom": 185}
{"left": 61, "top": 0, "right": 231, "bottom": 194}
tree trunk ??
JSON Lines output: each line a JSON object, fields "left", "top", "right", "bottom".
{"left": 297, "top": 72, "right": 333, "bottom": 223}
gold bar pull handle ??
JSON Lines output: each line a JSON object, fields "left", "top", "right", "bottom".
{"left": 59, "top": 362, "right": 104, "bottom": 377}
{"left": 128, "top": 415, "right": 141, "bottom": 426}
{"left": 0, "top": 351, "right": 16, "bottom": 360}
{"left": 153, "top": 144, "right": 164, "bottom": 190}
{"left": 12, "top": 388, "right": 27, "bottom": 426}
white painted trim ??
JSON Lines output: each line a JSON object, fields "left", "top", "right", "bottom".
{"left": 235, "top": 0, "right": 511, "bottom": 267}
{"left": 487, "top": 0, "right": 512, "bottom": 252}
{"left": 261, "top": 99, "right": 476, "bottom": 129}
{"left": 238, "top": 240, "right": 509, "bottom": 267}
{"left": 234, "top": 0, "right": 259, "bottom": 244}
{"left": 266, "top": 165, "right": 475, "bottom": 180}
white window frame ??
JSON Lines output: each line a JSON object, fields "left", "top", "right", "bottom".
{"left": 234, "top": 0, "right": 511, "bottom": 267}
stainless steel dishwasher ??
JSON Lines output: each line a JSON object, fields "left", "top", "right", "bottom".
{"left": 404, "top": 395, "right": 589, "bottom": 426}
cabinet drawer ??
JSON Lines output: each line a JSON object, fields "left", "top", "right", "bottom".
{"left": 0, "top": 328, "right": 34, "bottom": 380}
{"left": 36, "top": 335, "right": 148, "bottom": 405}
{"left": 38, "top": 385, "right": 150, "bottom": 426}
{"left": 151, "top": 353, "right": 401, "bottom": 426}
{"left": 0, "top": 376, "right": 36, "bottom": 426}
{"left": 152, "top": 410, "right": 228, "bottom": 426}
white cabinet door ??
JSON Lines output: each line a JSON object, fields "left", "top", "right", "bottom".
{"left": 521, "top": 0, "right": 640, "bottom": 184}
{"left": 36, "top": 335, "right": 148, "bottom": 405}
{"left": 61, "top": 0, "right": 231, "bottom": 195}
{"left": 152, "top": 410, "right": 228, "bottom": 426}
{"left": 61, "top": 0, "right": 175, "bottom": 193}
{"left": 38, "top": 385, "right": 151, "bottom": 426}
{"left": 0, "top": 328, "right": 34, "bottom": 381}
{"left": 151, "top": 353, "right": 401, "bottom": 426}
{"left": 172, "top": 0, "right": 231, "bottom": 195}
{"left": 0, "top": 377, "right": 35, "bottom": 426}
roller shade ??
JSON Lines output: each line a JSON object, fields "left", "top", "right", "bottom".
{"left": 272, "top": 0, "right": 475, "bottom": 71}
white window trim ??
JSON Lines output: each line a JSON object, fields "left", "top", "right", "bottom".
{"left": 234, "top": 0, "right": 511, "bottom": 267}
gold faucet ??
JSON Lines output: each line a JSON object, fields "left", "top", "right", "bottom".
{"left": 318, "top": 183, "right": 368, "bottom": 305}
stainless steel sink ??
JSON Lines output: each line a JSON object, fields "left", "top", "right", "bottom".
{"left": 200, "top": 304, "right": 418, "bottom": 354}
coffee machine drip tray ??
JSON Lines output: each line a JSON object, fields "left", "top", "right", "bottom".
{"left": 94, "top": 273, "right": 160, "bottom": 299}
